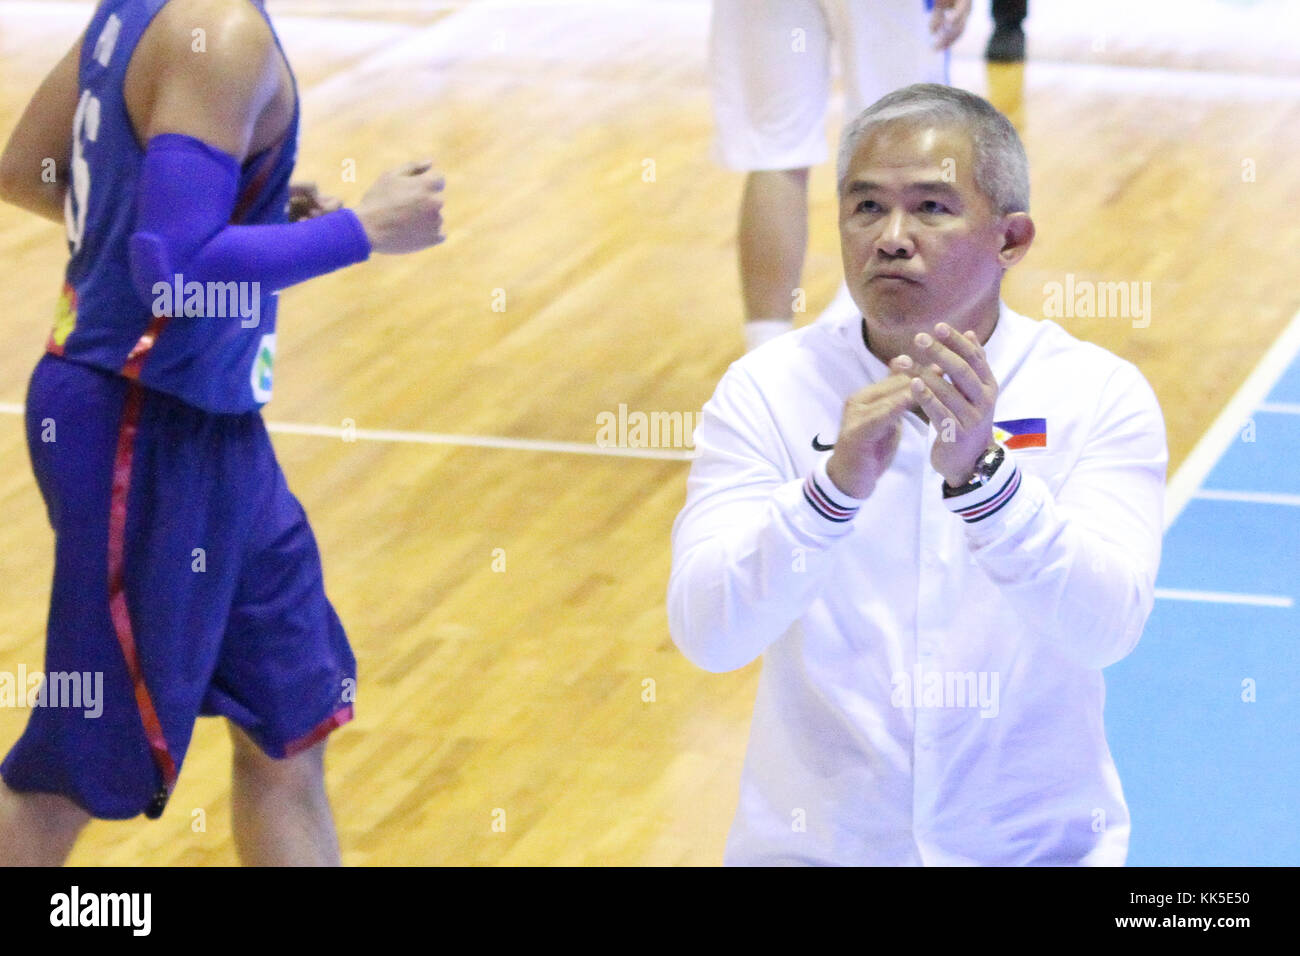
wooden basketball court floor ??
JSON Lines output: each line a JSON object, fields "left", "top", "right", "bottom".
{"left": 0, "top": 0, "right": 1297, "bottom": 865}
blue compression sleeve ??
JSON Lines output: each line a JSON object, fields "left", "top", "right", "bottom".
{"left": 127, "top": 133, "right": 371, "bottom": 307}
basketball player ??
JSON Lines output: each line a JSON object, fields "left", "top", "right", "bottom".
{"left": 710, "top": 0, "right": 972, "bottom": 352}
{"left": 0, "top": 0, "right": 444, "bottom": 865}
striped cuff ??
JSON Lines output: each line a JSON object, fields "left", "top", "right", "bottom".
{"left": 942, "top": 451, "right": 1021, "bottom": 524}
{"left": 803, "top": 456, "right": 867, "bottom": 524}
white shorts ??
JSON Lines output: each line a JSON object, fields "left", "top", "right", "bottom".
{"left": 709, "top": 0, "right": 950, "bottom": 171}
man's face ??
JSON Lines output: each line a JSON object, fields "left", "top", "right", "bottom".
{"left": 839, "top": 121, "right": 1011, "bottom": 344}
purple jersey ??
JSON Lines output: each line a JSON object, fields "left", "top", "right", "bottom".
{"left": 49, "top": 0, "right": 299, "bottom": 413}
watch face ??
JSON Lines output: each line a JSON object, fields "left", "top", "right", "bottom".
{"left": 975, "top": 447, "right": 1004, "bottom": 483}
{"left": 943, "top": 445, "right": 1005, "bottom": 498}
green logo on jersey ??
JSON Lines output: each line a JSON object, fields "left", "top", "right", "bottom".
{"left": 250, "top": 333, "right": 276, "bottom": 404}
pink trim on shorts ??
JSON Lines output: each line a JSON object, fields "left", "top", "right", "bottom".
{"left": 283, "top": 705, "right": 354, "bottom": 758}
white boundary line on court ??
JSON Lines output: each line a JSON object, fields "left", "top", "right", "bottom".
{"left": 1152, "top": 305, "right": 1300, "bottom": 609}
{"left": 5, "top": 310, "right": 1300, "bottom": 598}
{"left": 1163, "top": 306, "right": 1300, "bottom": 531}
{"left": 0, "top": 313, "right": 1295, "bottom": 469}
{"left": 1193, "top": 488, "right": 1300, "bottom": 508}
{"left": 267, "top": 420, "right": 697, "bottom": 460}
{"left": 1256, "top": 401, "right": 1300, "bottom": 415}
{"left": 1153, "top": 588, "right": 1294, "bottom": 609}
{"left": 0, "top": 401, "right": 696, "bottom": 461}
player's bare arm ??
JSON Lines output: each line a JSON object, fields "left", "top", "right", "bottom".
{"left": 125, "top": 0, "right": 285, "bottom": 161}
{"left": 129, "top": 0, "right": 443, "bottom": 253}
{"left": 0, "top": 34, "right": 84, "bottom": 223}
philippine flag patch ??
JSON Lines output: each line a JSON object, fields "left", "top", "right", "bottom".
{"left": 993, "top": 417, "right": 1047, "bottom": 450}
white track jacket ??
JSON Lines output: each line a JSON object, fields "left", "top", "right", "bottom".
{"left": 668, "top": 302, "right": 1167, "bottom": 865}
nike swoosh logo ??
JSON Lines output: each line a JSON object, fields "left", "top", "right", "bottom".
{"left": 811, "top": 435, "right": 835, "bottom": 452}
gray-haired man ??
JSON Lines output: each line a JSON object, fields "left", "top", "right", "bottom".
{"left": 669, "top": 84, "right": 1166, "bottom": 865}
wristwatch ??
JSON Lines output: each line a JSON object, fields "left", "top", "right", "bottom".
{"left": 942, "top": 443, "right": 1006, "bottom": 499}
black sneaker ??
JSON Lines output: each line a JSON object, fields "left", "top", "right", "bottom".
{"left": 985, "top": 26, "right": 1026, "bottom": 62}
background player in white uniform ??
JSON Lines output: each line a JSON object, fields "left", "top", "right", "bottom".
{"left": 710, "top": 0, "right": 972, "bottom": 351}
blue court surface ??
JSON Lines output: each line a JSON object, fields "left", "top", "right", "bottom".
{"left": 1106, "top": 330, "right": 1300, "bottom": 866}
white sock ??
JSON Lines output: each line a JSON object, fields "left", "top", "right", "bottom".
{"left": 744, "top": 318, "right": 794, "bottom": 352}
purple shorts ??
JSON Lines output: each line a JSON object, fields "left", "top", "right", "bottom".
{"left": 1, "top": 354, "right": 354, "bottom": 819}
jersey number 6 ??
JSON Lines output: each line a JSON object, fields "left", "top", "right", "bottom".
{"left": 65, "top": 88, "right": 101, "bottom": 255}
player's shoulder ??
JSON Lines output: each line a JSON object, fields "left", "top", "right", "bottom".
{"left": 142, "top": 0, "right": 275, "bottom": 67}
{"left": 153, "top": 0, "right": 273, "bottom": 33}
{"left": 132, "top": 0, "right": 281, "bottom": 135}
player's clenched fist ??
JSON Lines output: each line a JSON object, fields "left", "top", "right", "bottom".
{"left": 355, "top": 160, "right": 446, "bottom": 254}
{"left": 825, "top": 373, "right": 917, "bottom": 499}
